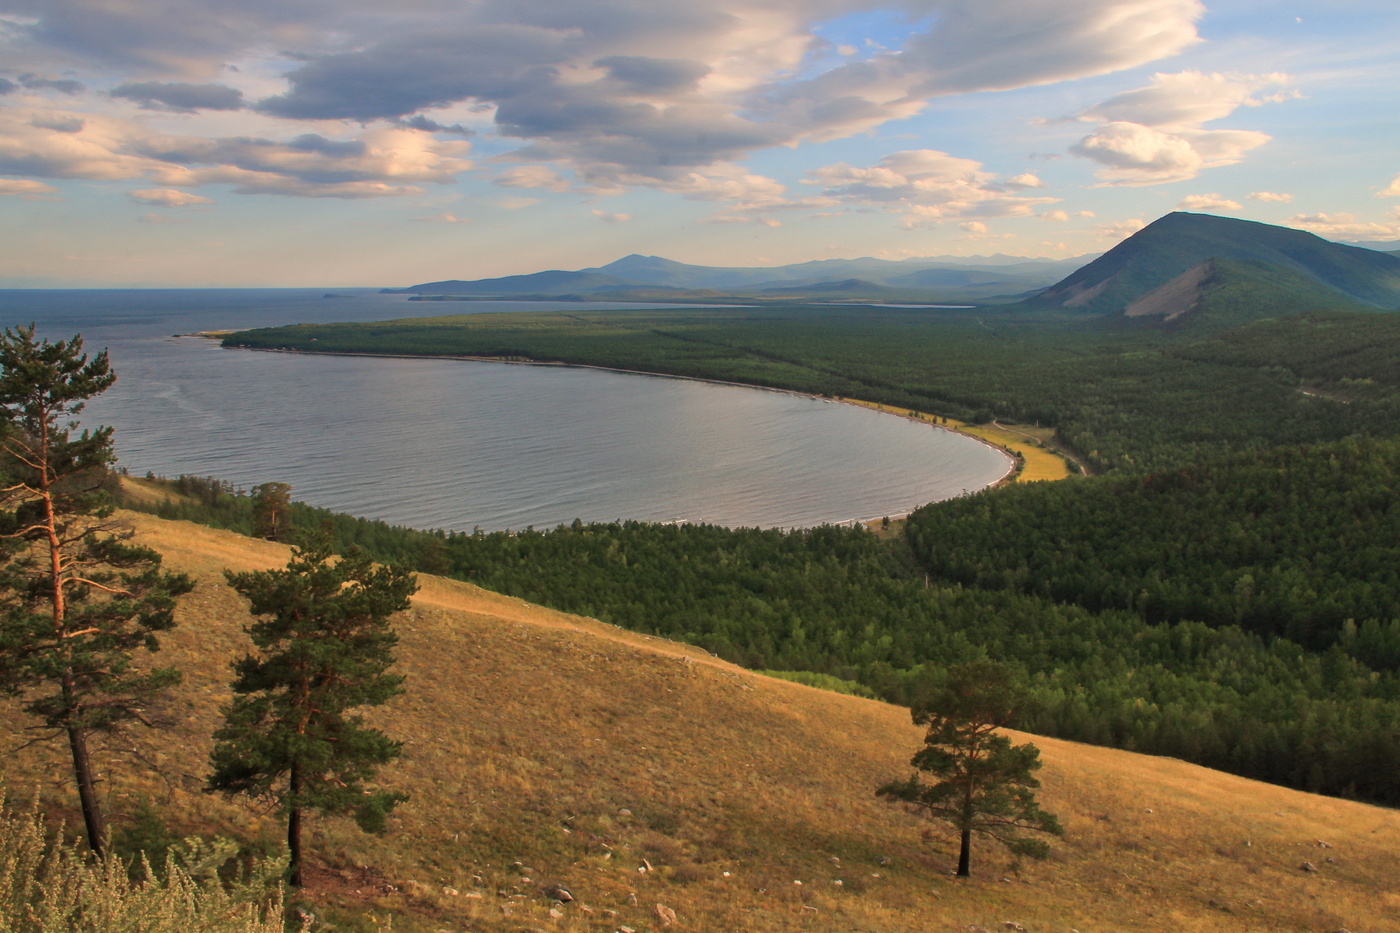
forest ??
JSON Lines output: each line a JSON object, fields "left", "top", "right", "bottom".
{"left": 153, "top": 302, "right": 1400, "bottom": 805}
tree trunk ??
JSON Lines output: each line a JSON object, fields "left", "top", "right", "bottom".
{"left": 956, "top": 827, "right": 971, "bottom": 877}
{"left": 67, "top": 723, "right": 106, "bottom": 858}
{"left": 288, "top": 761, "right": 304, "bottom": 887}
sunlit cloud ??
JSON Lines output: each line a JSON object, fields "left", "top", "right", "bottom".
{"left": 410, "top": 211, "right": 470, "bottom": 223}
{"left": 1066, "top": 71, "right": 1293, "bottom": 185}
{"left": 0, "top": 177, "right": 59, "bottom": 197}
{"left": 1177, "top": 193, "right": 1241, "bottom": 212}
{"left": 807, "top": 149, "right": 1057, "bottom": 226}
{"left": 128, "top": 187, "right": 214, "bottom": 206}
{"left": 1099, "top": 218, "right": 1147, "bottom": 240}
{"left": 1248, "top": 191, "right": 1293, "bottom": 202}
{"left": 1286, "top": 212, "right": 1400, "bottom": 240}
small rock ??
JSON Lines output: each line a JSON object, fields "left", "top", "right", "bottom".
{"left": 1144, "top": 808, "right": 1154, "bottom": 814}
{"left": 442, "top": 886, "right": 459, "bottom": 897}
{"left": 626, "top": 892, "right": 638, "bottom": 906}
{"left": 1300, "top": 861, "right": 1318, "bottom": 872}
{"left": 404, "top": 880, "right": 432, "bottom": 897}
{"left": 463, "top": 892, "right": 482, "bottom": 900}
{"left": 1316, "top": 839, "right": 1333, "bottom": 849}
{"left": 642, "top": 859, "right": 654, "bottom": 872}
{"left": 293, "top": 908, "right": 317, "bottom": 929}
{"left": 654, "top": 903, "right": 677, "bottom": 927}
{"left": 620, "top": 927, "right": 636, "bottom": 933}
{"left": 543, "top": 883, "right": 574, "bottom": 903}
{"left": 876, "top": 855, "right": 891, "bottom": 866}
{"left": 548, "top": 907, "right": 564, "bottom": 920}
{"left": 793, "top": 880, "right": 803, "bottom": 886}
{"left": 1002, "top": 923, "right": 1026, "bottom": 932}
{"left": 833, "top": 879, "right": 843, "bottom": 887}
{"left": 1001, "top": 877, "right": 1012, "bottom": 884}
{"left": 618, "top": 808, "right": 633, "bottom": 816}
{"left": 722, "top": 871, "right": 731, "bottom": 877}
{"left": 829, "top": 856, "right": 841, "bottom": 865}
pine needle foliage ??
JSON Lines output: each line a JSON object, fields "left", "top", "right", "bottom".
{"left": 0, "top": 325, "right": 192, "bottom": 857}
{"left": 207, "top": 537, "right": 416, "bottom": 885}
{"left": 878, "top": 660, "right": 1062, "bottom": 877}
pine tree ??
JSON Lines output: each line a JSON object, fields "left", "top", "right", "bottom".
{"left": 877, "top": 660, "right": 1062, "bottom": 877}
{"left": 250, "top": 482, "right": 292, "bottom": 542}
{"left": 206, "top": 537, "right": 416, "bottom": 886}
{"left": 0, "top": 325, "right": 192, "bottom": 858}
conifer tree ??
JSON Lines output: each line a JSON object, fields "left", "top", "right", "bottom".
{"left": 207, "top": 537, "right": 416, "bottom": 886}
{"left": 878, "top": 660, "right": 1062, "bottom": 877}
{"left": 0, "top": 325, "right": 192, "bottom": 858}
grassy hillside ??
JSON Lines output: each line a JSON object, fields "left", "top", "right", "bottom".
{"left": 4, "top": 513, "right": 1398, "bottom": 933}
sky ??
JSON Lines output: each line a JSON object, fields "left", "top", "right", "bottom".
{"left": 1, "top": 0, "right": 1398, "bottom": 287}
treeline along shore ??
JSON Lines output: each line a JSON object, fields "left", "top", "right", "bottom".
{"left": 174, "top": 299, "right": 1400, "bottom": 804}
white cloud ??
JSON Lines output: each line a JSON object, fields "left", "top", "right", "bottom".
{"left": 1248, "top": 191, "right": 1293, "bottom": 202}
{"left": 1177, "top": 193, "right": 1240, "bottom": 212}
{"left": 1286, "top": 212, "right": 1400, "bottom": 240}
{"left": 0, "top": 109, "right": 474, "bottom": 198}
{"left": 1071, "top": 121, "right": 1268, "bottom": 186}
{"left": 959, "top": 221, "right": 988, "bottom": 234}
{"left": 136, "top": 212, "right": 187, "bottom": 224}
{"left": 0, "top": 177, "right": 59, "bottom": 196}
{"left": 495, "top": 165, "right": 572, "bottom": 192}
{"left": 128, "top": 187, "right": 213, "bottom": 206}
{"left": 1066, "top": 71, "right": 1291, "bottom": 185}
{"left": 1380, "top": 174, "right": 1400, "bottom": 197}
{"left": 0, "top": 0, "right": 1214, "bottom": 208}
{"left": 410, "top": 212, "right": 469, "bottom": 223}
{"left": 1099, "top": 218, "right": 1147, "bottom": 240}
{"left": 1072, "top": 70, "right": 1295, "bottom": 128}
{"left": 590, "top": 209, "right": 631, "bottom": 223}
{"left": 1004, "top": 173, "right": 1045, "bottom": 189}
{"left": 806, "top": 149, "right": 1057, "bottom": 225}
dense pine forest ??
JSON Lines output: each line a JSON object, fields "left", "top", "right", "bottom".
{"left": 134, "top": 295, "right": 1400, "bottom": 805}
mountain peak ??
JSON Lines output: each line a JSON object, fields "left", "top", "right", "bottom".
{"left": 1030, "top": 211, "right": 1400, "bottom": 315}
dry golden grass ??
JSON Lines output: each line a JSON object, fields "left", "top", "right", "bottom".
{"left": 3, "top": 513, "right": 1397, "bottom": 933}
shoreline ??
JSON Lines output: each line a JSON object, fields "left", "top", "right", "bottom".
{"left": 213, "top": 340, "right": 1055, "bottom": 522}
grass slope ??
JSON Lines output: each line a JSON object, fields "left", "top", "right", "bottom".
{"left": 3, "top": 513, "right": 1397, "bottom": 933}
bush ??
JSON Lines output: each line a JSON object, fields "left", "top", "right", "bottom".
{"left": 0, "top": 791, "right": 295, "bottom": 933}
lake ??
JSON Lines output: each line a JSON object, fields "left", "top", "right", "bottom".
{"left": 4, "top": 289, "right": 1010, "bottom": 531}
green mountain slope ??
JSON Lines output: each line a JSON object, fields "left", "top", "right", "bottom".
{"left": 1113, "top": 258, "right": 1375, "bottom": 330}
{"left": 1031, "top": 212, "right": 1400, "bottom": 314}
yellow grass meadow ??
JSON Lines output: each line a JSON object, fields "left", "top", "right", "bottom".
{"left": 2, "top": 513, "right": 1396, "bottom": 932}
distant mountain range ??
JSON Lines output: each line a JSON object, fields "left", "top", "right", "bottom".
{"left": 384, "top": 212, "right": 1400, "bottom": 326}
{"left": 383, "top": 252, "right": 1094, "bottom": 303}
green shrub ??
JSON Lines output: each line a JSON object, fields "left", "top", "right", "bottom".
{"left": 0, "top": 791, "right": 295, "bottom": 933}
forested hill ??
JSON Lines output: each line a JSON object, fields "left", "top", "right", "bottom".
{"left": 1029, "top": 211, "right": 1400, "bottom": 314}
{"left": 126, "top": 476, "right": 1400, "bottom": 805}
{"left": 905, "top": 436, "right": 1400, "bottom": 658}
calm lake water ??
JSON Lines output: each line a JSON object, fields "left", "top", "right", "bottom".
{"left": 3, "top": 289, "right": 1010, "bottom": 531}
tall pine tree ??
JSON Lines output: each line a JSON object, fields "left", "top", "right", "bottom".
{"left": 0, "top": 325, "right": 192, "bottom": 858}
{"left": 878, "top": 660, "right": 1062, "bottom": 877}
{"left": 207, "top": 537, "right": 416, "bottom": 886}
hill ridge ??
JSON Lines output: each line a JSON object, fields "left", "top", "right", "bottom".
{"left": 4, "top": 512, "right": 1396, "bottom": 932}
